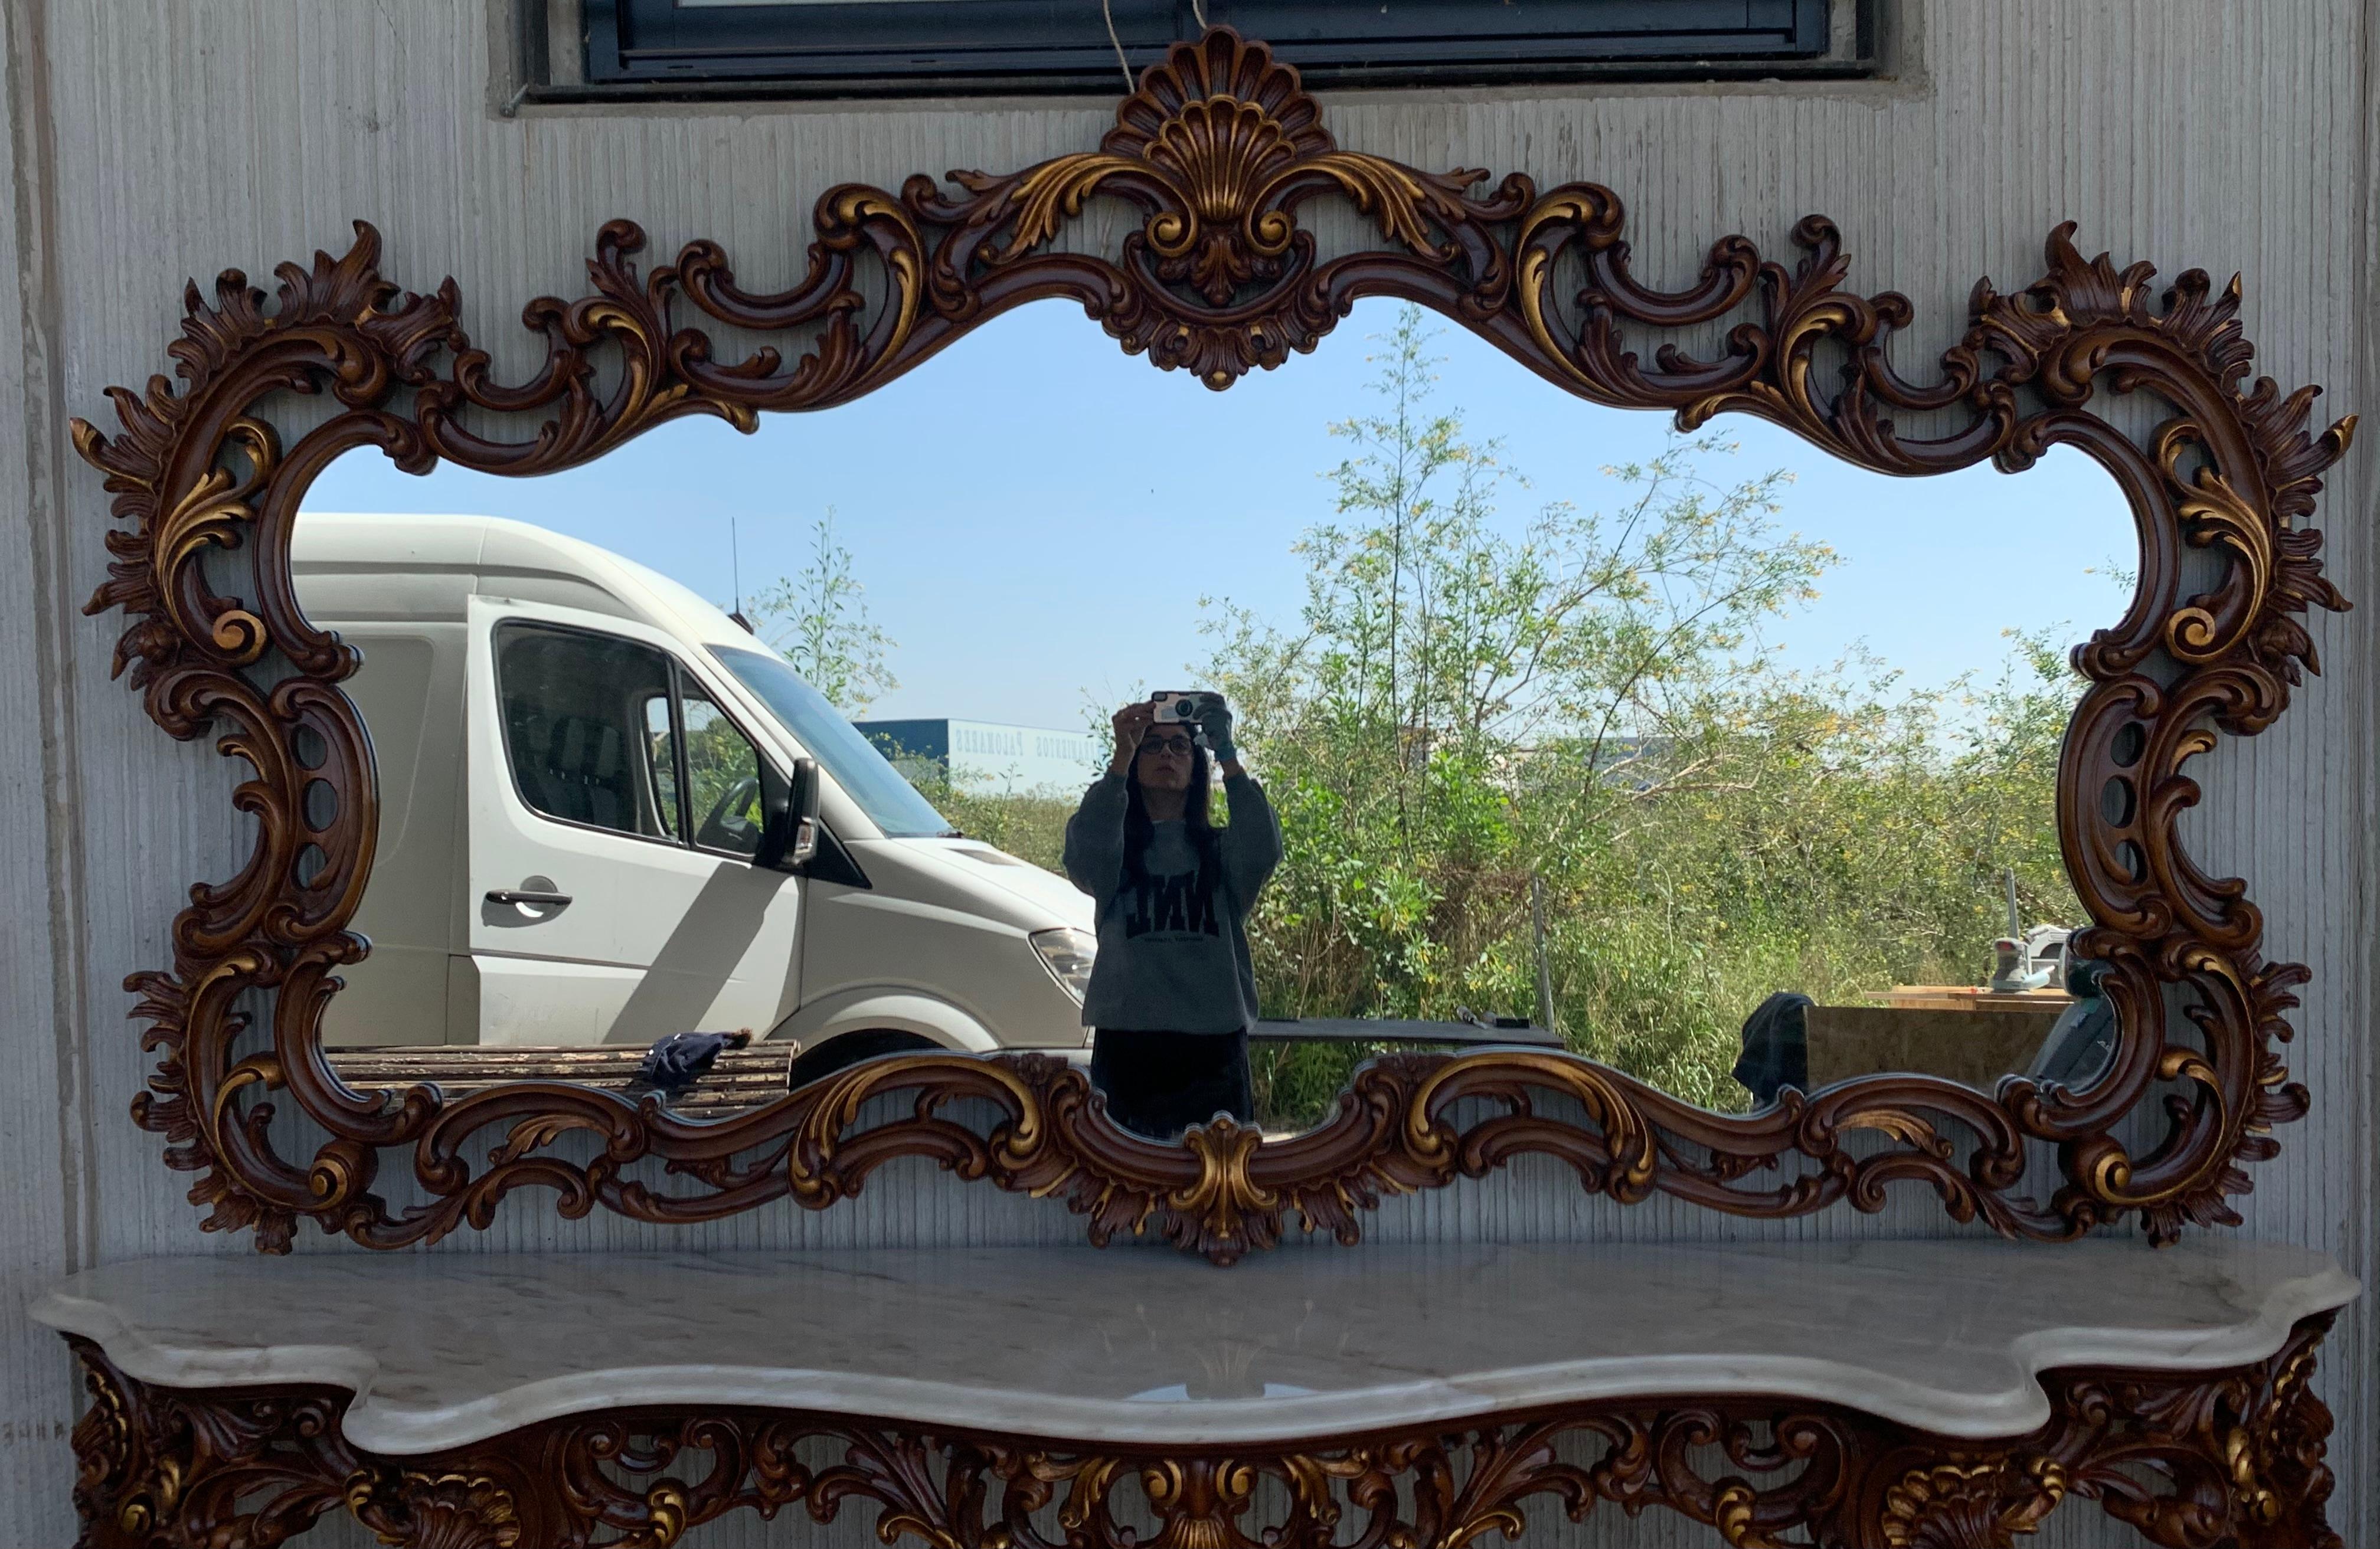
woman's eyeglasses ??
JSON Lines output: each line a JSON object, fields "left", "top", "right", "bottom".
{"left": 1138, "top": 735, "right": 1195, "bottom": 757}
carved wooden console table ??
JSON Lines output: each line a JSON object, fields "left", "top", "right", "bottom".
{"left": 36, "top": 1242, "right": 2356, "bottom": 1548}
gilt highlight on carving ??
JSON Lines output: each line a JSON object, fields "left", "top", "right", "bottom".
{"left": 69, "top": 28, "right": 2353, "bottom": 1259}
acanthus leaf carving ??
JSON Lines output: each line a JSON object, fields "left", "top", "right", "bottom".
{"left": 65, "top": 1318, "right": 2343, "bottom": 1548}
{"left": 70, "top": 27, "right": 2352, "bottom": 1264}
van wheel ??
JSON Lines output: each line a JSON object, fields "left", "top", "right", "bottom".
{"left": 784, "top": 1030, "right": 939, "bottom": 1093}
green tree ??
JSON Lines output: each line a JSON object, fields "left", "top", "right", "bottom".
{"left": 751, "top": 508, "right": 898, "bottom": 713}
{"left": 1202, "top": 306, "right": 1842, "bottom": 1120}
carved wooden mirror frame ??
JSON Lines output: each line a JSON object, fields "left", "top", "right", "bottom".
{"left": 76, "top": 30, "right": 2352, "bottom": 1263}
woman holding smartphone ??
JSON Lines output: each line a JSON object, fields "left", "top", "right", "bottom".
{"left": 1062, "top": 693, "right": 1281, "bottom": 1138}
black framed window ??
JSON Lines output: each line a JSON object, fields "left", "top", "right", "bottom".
{"left": 495, "top": 621, "right": 776, "bottom": 859}
{"left": 495, "top": 622, "right": 680, "bottom": 843}
{"left": 573, "top": 1, "right": 1865, "bottom": 97}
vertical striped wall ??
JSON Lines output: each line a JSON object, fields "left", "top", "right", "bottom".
{"left": 2, "top": 3, "right": 2371, "bottom": 1543}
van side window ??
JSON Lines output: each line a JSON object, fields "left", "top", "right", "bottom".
{"left": 672, "top": 685, "right": 765, "bottom": 859}
{"left": 494, "top": 623, "right": 677, "bottom": 841}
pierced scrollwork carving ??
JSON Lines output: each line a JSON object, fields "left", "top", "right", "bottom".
{"left": 1878, "top": 1458, "right": 2068, "bottom": 1549}
{"left": 72, "top": 27, "right": 2352, "bottom": 1259}
{"left": 345, "top": 1470, "right": 524, "bottom": 1549}
{"left": 917, "top": 33, "right": 1531, "bottom": 382}
{"left": 67, "top": 1341, "right": 358, "bottom": 1549}
{"left": 64, "top": 1317, "right": 2343, "bottom": 1548}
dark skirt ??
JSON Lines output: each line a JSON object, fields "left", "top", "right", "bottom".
{"left": 1089, "top": 1027, "right": 1253, "bottom": 1139}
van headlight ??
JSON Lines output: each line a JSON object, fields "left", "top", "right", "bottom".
{"left": 1030, "top": 928, "right": 1097, "bottom": 1003}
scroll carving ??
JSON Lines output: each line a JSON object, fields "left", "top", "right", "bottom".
{"left": 65, "top": 1315, "right": 2342, "bottom": 1548}
{"left": 70, "top": 28, "right": 2352, "bottom": 1259}
{"left": 69, "top": 1345, "right": 357, "bottom": 1548}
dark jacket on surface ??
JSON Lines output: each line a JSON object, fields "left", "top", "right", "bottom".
{"left": 1732, "top": 990, "right": 1813, "bottom": 1105}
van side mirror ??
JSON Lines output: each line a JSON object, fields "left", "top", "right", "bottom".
{"left": 756, "top": 758, "right": 821, "bottom": 871}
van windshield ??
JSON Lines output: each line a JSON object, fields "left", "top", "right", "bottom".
{"left": 708, "top": 646, "right": 954, "bottom": 839}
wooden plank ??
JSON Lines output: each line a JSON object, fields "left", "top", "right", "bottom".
{"left": 1880, "top": 985, "right": 2072, "bottom": 1013}
{"left": 326, "top": 1046, "right": 796, "bottom": 1109}
{"left": 1803, "top": 1006, "right": 2062, "bottom": 1091}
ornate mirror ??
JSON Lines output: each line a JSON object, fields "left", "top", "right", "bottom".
{"left": 76, "top": 31, "right": 2352, "bottom": 1262}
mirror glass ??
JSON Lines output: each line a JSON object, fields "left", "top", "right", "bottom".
{"left": 296, "top": 298, "right": 2132, "bottom": 1132}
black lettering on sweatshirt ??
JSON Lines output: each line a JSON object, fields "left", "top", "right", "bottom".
{"left": 1122, "top": 864, "right": 1220, "bottom": 939}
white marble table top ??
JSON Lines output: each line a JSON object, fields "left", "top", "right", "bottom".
{"left": 31, "top": 1239, "right": 2354, "bottom": 1455}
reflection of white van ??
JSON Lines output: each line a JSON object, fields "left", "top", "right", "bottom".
{"left": 292, "top": 512, "right": 1096, "bottom": 1086}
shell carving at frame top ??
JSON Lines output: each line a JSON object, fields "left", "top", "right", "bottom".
{"left": 1111, "top": 32, "right": 1325, "bottom": 284}
{"left": 959, "top": 30, "right": 1525, "bottom": 365}
{"left": 68, "top": 28, "right": 2355, "bottom": 1262}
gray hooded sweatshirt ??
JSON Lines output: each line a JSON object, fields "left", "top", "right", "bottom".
{"left": 1061, "top": 771, "right": 1281, "bottom": 1034}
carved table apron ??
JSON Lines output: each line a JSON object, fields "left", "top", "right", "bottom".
{"left": 33, "top": 1240, "right": 2358, "bottom": 1548}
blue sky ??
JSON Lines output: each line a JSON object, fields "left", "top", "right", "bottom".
{"left": 303, "top": 297, "right": 2131, "bottom": 732}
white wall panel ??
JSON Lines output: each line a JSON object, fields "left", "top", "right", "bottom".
{"left": 0, "top": 0, "right": 89, "bottom": 1532}
{"left": 1, "top": 1, "right": 2370, "bottom": 1542}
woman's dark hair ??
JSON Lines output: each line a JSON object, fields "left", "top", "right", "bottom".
{"left": 1123, "top": 738, "right": 1220, "bottom": 886}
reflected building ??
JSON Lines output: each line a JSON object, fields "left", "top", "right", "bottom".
{"left": 858, "top": 717, "right": 1107, "bottom": 795}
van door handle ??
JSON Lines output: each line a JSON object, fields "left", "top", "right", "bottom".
{"left": 487, "top": 888, "right": 573, "bottom": 906}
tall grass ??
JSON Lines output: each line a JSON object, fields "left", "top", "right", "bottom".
{"left": 927, "top": 631, "right": 2077, "bottom": 1132}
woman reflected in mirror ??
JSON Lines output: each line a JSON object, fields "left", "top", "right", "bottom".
{"left": 1062, "top": 695, "right": 1281, "bottom": 1139}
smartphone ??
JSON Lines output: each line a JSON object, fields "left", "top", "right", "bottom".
{"left": 1150, "top": 690, "right": 1219, "bottom": 723}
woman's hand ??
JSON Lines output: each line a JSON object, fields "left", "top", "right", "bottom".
{"left": 1110, "top": 700, "right": 1156, "bottom": 774}
{"left": 1196, "top": 697, "right": 1243, "bottom": 775}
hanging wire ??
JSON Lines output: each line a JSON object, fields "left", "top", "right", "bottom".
{"left": 1100, "top": 0, "right": 1133, "bottom": 90}
{"left": 1189, "top": 0, "right": 1208, "bottom": 29}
